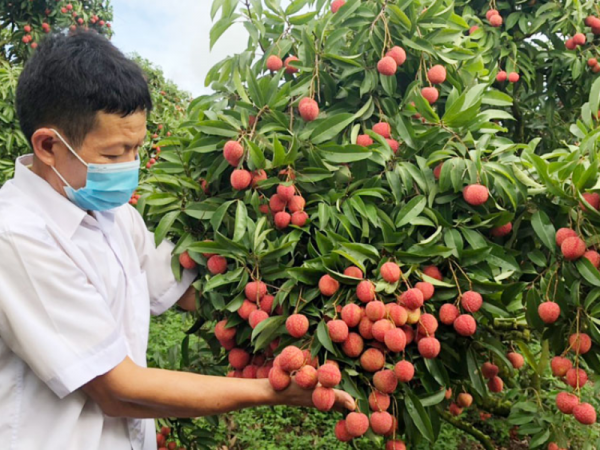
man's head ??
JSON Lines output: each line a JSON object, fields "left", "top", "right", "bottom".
{"left": 16, "top": 30, "right": 152, "bottom": 194}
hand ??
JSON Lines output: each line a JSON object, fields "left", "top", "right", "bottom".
{"left": 268, "top": 379, "right": 356, "bottom": 412}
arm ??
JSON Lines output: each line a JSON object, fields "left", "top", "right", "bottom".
{"left": 83, "top": 356, "right": 355, "bottom": 418}
{"left": 175, "top": 285, "right": 197, "bottom": 312}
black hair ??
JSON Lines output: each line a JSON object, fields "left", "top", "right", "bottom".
{"left": 16, "top": 30, "right": 153, "bottom": 149}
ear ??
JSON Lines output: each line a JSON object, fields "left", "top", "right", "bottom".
{"left": 31, "top": 128, "right": 61, "bottom": 167}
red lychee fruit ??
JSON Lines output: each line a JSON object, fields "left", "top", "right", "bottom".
{"left": 179, "top": 251, "right": 197, "bottom": 270}
{"left": 461, "top": 291, "right": 483, "bottom": 313}
{"left": 421, "top": 87, "right": 439, "bottom": 104}
{"left": 423, "top": 265, "right": 443, "bottom": 281}
{"left": 372, "top": 319, "right": 395, "bottom": 342}
{"left": 231, "top": 169, "right": 252, "bottom": 190}
{"left": 360, "top": 348, "right": 385, "bottom": 372}
{"left": 229, "top": 348, "right": 251, "bottom": 369}
{"left": 370, "top": 411, "right": 393, "bottom": 435}
{"left": 215, "top": 320, "right": 236, "bottom": 342}
{"left": 312, "top": 386, "right": 335, "bottom": 411}
{"left": 562, "top": 236, "right": 586, "bottom": 260}
{"left": 345, "top": 412, "right": 370, "bottom": 437}
{"left": 384, "top": 328, "right": 407, "bottom": 353}
{"left": 457, "top": 393, "right": 473, "bottom": 408}
{"left": 394, "top": 360, "right": 415, "bottom": 382}
{"left": 491, "top": 222, "right": 512, "bottom": 237}
{"left": 250, "top": 169, "right": 267, "bottom": 188}
{"left": 259, "top": 294, "right": 275, "bottom": 314}
{"left": 486, "top": 9, "right": 499, "bottom": 20}
{"left": 278, "top": 346, "right": 305, "bottom": 372}
{"left": 327, "top": 319, "right": 349, "bottom": 343}
{"left": 386, "top": 139, "right": 400, "bottom": 153}
{"left": 274, "top": 211, "right": 291, "bottom": 229}
{"left": 242, "top": 364, "right": 258, "bottom": 378}
{"left": 399, "top": 288, "right": 424, "bottom": 310}
{"left": 418, "top": 337, "right": 441, "bottom": 359}
{"left": 488, "top": 376, "right": 504, "bottom": 392}
{"left": 415, "top": 281, "right": 434, "bottom": 301}
{"left": 249, "top": 310, "right": 269, "bottom": 328}
{"left": 386, "top": 440, "right": 406, "bottom": 450}
{"left": 439, "top": 303, "right": 460, "bottom": 325}
{"left": 427, "top": 65, "right": 446, "bottom": 84}
{"left": 299, "top": 98, "right": 320, "bottom": 121}
{"left": 366, "top": 301, "right": 386, "bottom": 321}
{"left": 469, "top": 25, "right": 479, "bottom": 34}
{"left": 584, "top": 250, "right": 600, "bottom": 268}
{"left": 463, "top": 184, "right": 489, "bottom": 205}
{"left": 496, "top": 70, "right": 507, "bottom": 82}
{"left": 288, "top": 195, "right": 306, "bottom": 213}
{"left": 581, "top": 192, "right": 600, "bottom": 211}
{"left": 237, "top": 299, "right": 257, "bottom": 320}
{"left": 319, "top": 274, "right": 339, "bottom": 296}
{"left": 433, "top": 163, "right": 443, "bottom": 179}
{"left": 573, "top": 403, "right": 596, "bottom": 425}
{"left": 381, "top": 261, "right": 401, "bottom": 283}
{"left": 377, "top": 56, "right": 397, "bottom": 76}
{"left": 573, "top": 33, "right": 586, "bottom": 46}
{"left": 373, "top": 122, "right": 391, "bottom": 138}
{"left": 266, "top": 55, "right": 283, "bottom": 72}
{"left": 588, "top": 58, "right": 598, "bottom": 67}
{"left": 245, "top": 281, "right": 267, "bottom": 302}
{"left": 551, "top": 357, "right": 573, "bottom": 377}
{"left": 566, "top": 368, "right": 588, "bottom": 388}
{"left": 369, "top": 391, "right": 391, "bottom": 411}
{"left": 508, "top": 72, "right": 519, "bottom": 83}
{"left": 344, "top": 266, "right": 363, "bottom": 278}
{"left": 286, "top": 314, "right": 309, "bottom": 338}
{"left": 356, "top": 134, "right": 374, "bottom": 147}
{"left": 387, "top": 303, "right": 408, "bottom": 327}
{"left": 489, "top": 14, "right": 503, "bottom": 27}
{"left": 556, "top": 228, "right": 578, "bottom": 246}
{"left": 224, "top": 140, "right": 244, "bottom": 166}
{"left": 449, "top": 403, "right": 464, "bottom": 416}
{"left": 207, "top": 255, "right": 227, "bottom": 274}
{"left": 284, "top": 56, "right": 299, "bottom": 74}
{"left": 291, "top": 211, "right": 308, "bottom": 227}
{"left": 342, "top": 332, "right": 364, "bottom": 358}
{"left": 569, "top": 333, "right": 592, "bottom": 355}
{"left": 417, "top": 313, "right": 438, "bottom": 336}
{"left": 358, "top": 317, "right": 374, "bottom": 340}
{"left": 334, "top": 419, "right": 353, "bottom": 442}
{"left": 317, "top": 363, "right": 342, "bottom": 387}
{"left": 331, "top": 0, "right": 346, "bottom": 13}
{"left": 341, "top": 303, "right": 362, "bottom": 328}
{"left": 481, "top": 362, "right": 499, "bottom": 379}
{"left": 373, "top": 369, "right": 398, "bottom": 394}
{"left": 556, "top": 391, "right": 579, "bottom": 414}
{"left": 445, "top": 388, "right": 452, "bottom": 399}
{"left": 538, "top": 301, "right": 560, "bottom": 324}
{"left": 357, "top": 280, "right": 376, "bottom": 303}
{"left": 385, "top": 46, "right": 407, "bottom": 66}
{"left": 507, "top": 352, "right": 524, "bottom": 369}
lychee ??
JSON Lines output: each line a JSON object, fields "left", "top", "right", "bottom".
{"left": 207, "top": 255, "right": 227, "bottom": 274}
{"left": 356, "top": 134, "right": 374, "bottom": 147}
{"left": 370, "top": 411, "right": 393, "bottom": 435}
{"left": 269, "top": 194, "right": 287, "bottom": 213}
{"left": 274, "top": 211, "right": 291, "bottom": 229}
{"left": 433, "top": 163, "right": 443, "bottom": 179}
{"left": 366, "top": 301, "right": 386, "bottom": 321}
{"left": 507, "top": 72, "right": 519, "bottom": 83}
{"left": 385, "top": 46, "right": 406, "bottom": 66}
{"left": 357, "top": 280, "right": 376, "bottom": 303}
{"left": 331, "top": 0, "right": 346, "bottom": 13}
{"left": 251, "top": 169, "right": 267, "bottom": 188}
{"left": 360, "top": 348, "right": 385, "bottom": 372}
{"left": 394, "top": 360, "right": 415, "bottom": 382}
{"left": 288, "top": 195, "right": 306, "bottom": 213}
{"left": 384, "top": 328, "right": 407, "bottom": 352}
{"left": 469, "top": 25, "right": 479, "bottom": 34}
{"left": 556, "top": 228, "right": 578, "bottom": 246}
{"left": 489, "top": 14, "right": 503, "bottom": 27}
{"left": 291, "top": 211, "right": 308, "bottom": 227}
{"left": 423, "top": 265, "right": 443, "bottom": 281}
{"left": 317, "top": 363, "right": 342, "bottom": 387}
{"left": 381, "top": 261, "right": 401, "bottom": 283}
{"left": 312, "top": 386, "right": 335, "bottom": 411}
{"left": 496, "top": 71, "right": 507, "bottom": 82}
{"left": 231, "top": 169, "right": 252, "bottom": 190}
{"left": 278, "top": 346, "right": 304, "bottom": 372}
{"left": 373, "top": 122, "right": 391, "bottom": 138}
{"left": 491, "top": 222, "right": 512, "bottom": 237}
{"left": 569, "top": 333, "right": 592, "bottom": 355}
{"left": 566, "top": 368, "right": 588, "bottom": 388}
{"left": 405, "top": 308, "right": 421, "bottom": 325}
{"left": 299, "top": 98, "right": 319, "bottom": 121}
{"left": 418, "top": 337, "right": 441, "bottom": 359}
{"left": 345, "top": 412, "right": 370, "bottom": 437}
{"left": 487, "top": 376, "right": 503, "bottom": 392}
{"left": 286, "top": 314, "right": 309, "bottom": 338}
{"left": 538, "top": 301, "right": 560, "bottom": 324}
{"left": 415, "top": 281, "right": 434, "bottom": 301}
{"left": 556, "top": 391, "right": 579, "bottom": 414}
{"left": 229, "top": 348, "right": 251, "bottom": 369}
{"left": 341, "top": 332, "right": 364, "bottom": 358}
{"left": 179, "top": 251, "right": 197, "bottom": 270}
{"left": 334, "top": 420, "right": 353, "bottom": 442}
{"left": 369, "top": 391, "right": 391, "bottom": 411}
{"left": 427, "top": 65, "right": 446, "bottom": 84}
{"left": 399, "top": 288, "right": 424, "bottom": 309}
{"left": 386, "top": 139, "right": 400, "bottom": 153}
{"left": 319, "top": 274, "right": 339, "bottom": 296}
{"left": 373, "top": 369, "right": 398, "bottom": 394}
{"left": 245, "top": 281, "right": 267, "bottom": 302}
{"left": 421, "top": 87, "right": 439, "bottom": 104}
{"left": 328, "top": 320, "right": 349, "bottom": 343}
{"left": 507, "top": 352, "right": 524, "bottom": 369}
{"left": 358, "top": 317, "right": 374, "bottom": 340}
{"left": 215, "top": 320, "right": 236, "bottom": 342}
{"left": 584, "top": 250, "right": 600, "bottom": 268}
{"left": 344, "top": 266, "right": 363, "bottom": 278}
{"left": 266, "top": 55, "right": 283, "bottom": 72}
{"left": 386, "top": 440, "right": 406, "bottom": 450}
{"left": 341, "top": 303, "right": 362, "bottom": 327}
{"left": 439, "top": 303, "right": 460, "bottom": 325}
{"left": 551, "top": 357, "right": 572, "bottom": 377}
{"left": 449, "top": 403, "right": 463, "bottom": 416}
{"left": 284, "top": 56, "right": 299, "bottom": 74}
{"left": 573, "top": 403, "right": 596, "bottom": 425}
{"left": 372, "top": 319, "right": 395, "bottom": 342}
{"left": 417, "top": 314, "right": 439, "bottom": 336}
{"left": 463, "top": 184, "right": 489, "bottom": 205}
{"left": 580, "top": 192, "right": 600, "bottom": 211}
{"left": 237, "top": 299, "right": 257, "bottom": 320}
{"left": 242, "top": 364, "right": 258, "bottom": 378}
{"left": 259, "top": 294, "right": 275, "bottom": 314}
{"left": 457, "top": 393, "right": 473, "bottom": 408}
{"left": 387, "top": 303, "right": 408, "bottom": 327}
{"left": 573, "top": 33, "right": 586, "bottom": 46}
{"left": 461, "top": 291, "right": 483, "bottom": 313}
{"left": 481, "top": 362, "right": 499, "bottom": 379}
{"left": 377, "top": 56, "right": 397, "bottom": 76}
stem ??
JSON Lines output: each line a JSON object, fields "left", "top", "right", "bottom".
{"left": 440, "top": 411, "right": 495, "bottom": 450}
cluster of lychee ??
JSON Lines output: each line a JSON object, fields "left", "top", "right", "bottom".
{"left": 179, "top": 244, "right": 228, "bottom": 276}
{"left": 265, "top": 183, "right": 308, "bottom": 229}
{"left": 565, "top": 32, "right": 587, "bottom": 50}
{"left": 236, "top": 281, "right": 283, "bottom": 330}
{"left": 265, "top": 54, "right": 300, "bottom": 75}
{"left": 421, "top": 65, "right": 446, "bottom": 105}
{"left": 356, "top": 121, "right": 400, "bottom": 153}
{"left": 128, "top": 190, "right": 141, "bottom": 206}
{"left": 496, "top": 70, "right": 520, "bottom": 83}
{"left": 156, "top": 426, "right": 184, "bottom": 450}
{"left": 586, "top": 14, "right": 600, "bottom": 34}
{"left": 486, "top": 9, "right": 503, "bottom": 27}
{"left": 377, "top": 46, "right": 408, "bottom": 77}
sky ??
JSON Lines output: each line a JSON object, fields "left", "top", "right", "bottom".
{"left": 111, "top": 0, "right": 298, "bottom": 97}
{"left": 111, "top": 0, "right": 251, "bottom": 97}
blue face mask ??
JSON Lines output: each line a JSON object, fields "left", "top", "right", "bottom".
{"left": 49, "top": 128, "right": 140, "bottom": 211}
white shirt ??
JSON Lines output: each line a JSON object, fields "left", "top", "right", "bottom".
{"left": 0, "top": 154, "right": 197, "bottom": 450}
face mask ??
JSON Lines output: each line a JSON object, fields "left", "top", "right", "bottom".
{"left": 49, "top": 128, "right": 140, "bottom": 211}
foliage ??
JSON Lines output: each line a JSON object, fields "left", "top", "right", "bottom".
{"left": 137, "top": 0, "right": 600, "bottom": 448}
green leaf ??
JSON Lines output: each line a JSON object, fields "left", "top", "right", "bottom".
{"left": 272, "top": 135, "right": 286, "bottom": 167}
{"left": 316, "top": 321, "right": 336, "bottom": 353}
{"left": 405, "top": 391, "right": 434, "bottom": 442}
{"left": 467, "top": 347, "right": 486, "bottom": 396}
{"left": 154, "top": 211, "right": 180, "bottom": 246}
{"left": 318, "top": 144, "right": 372, "bottom": 163}
{"left": 576, "top": 259, "right": 600, "bottom": 287}
{"left": 209, "top": 15, "right": 239, "bottom": 50}
{"left": 310, "top": 113, "right": 355, "bottom": 144}
{"left": 197, "top": 120, "right": 238, "bottom": 137}
{"left": 419, "top": 389, "right": 446, "bottom": 407}
{"left": 529, "top": 428, "right": 550, "bottom": 449}
{"left": 247, "top": 141, "right": 266, "bottom": 169}
{"left": 396, "top": 195, "right": 426, "bottom": 227}
{"left": 210, "top": 200, "right": 235, "bottom": 231}
{"left": 590, "top": 76, "right": 600, "bottom": 116}
{"left": 233, "top": 201, "right": 248, "bottom": 242}
{"left": 531, "top": 210, "right": 556, "bottom": 252}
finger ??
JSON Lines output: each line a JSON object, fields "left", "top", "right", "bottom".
{"left": 334, "top": 389, "right": 356, "bottom": 411}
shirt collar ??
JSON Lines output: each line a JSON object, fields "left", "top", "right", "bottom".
{"left": 13, "top": 154, "right": 90, "bottom": 238}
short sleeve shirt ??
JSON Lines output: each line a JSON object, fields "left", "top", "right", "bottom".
{"left": 0, "top": 154, "right": 197, "bottom": 450}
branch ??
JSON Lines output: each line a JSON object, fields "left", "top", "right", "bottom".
{"left": 477, "top": 395, "right": 511, "bottom": 416}
{"left": 440, "top": 411, "right": 495, "bottom": 450}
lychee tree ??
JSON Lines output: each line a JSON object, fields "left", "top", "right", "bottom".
{"left": 137, "top": 0, "right": 600, "bottom": 448}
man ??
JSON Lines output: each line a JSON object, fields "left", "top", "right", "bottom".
{"left": 0, "top": 31, "right": 354, "bottom": 450}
